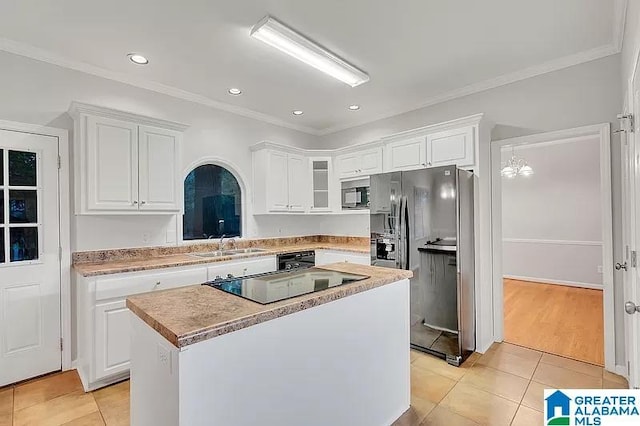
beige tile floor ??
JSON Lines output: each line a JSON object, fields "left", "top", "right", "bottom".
{"left": 0, "top": 342, "right": 629, "bottom": 426}
{"left": 396, "top": 342, "right": 628, "bottom": 426}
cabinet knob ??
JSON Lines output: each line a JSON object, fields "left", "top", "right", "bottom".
{"left": 132, "top": 201, "right": 138, "bottom": 205}
{"left": 140, "top": 201, "right": 146, "bottom": 205}
{"left": 154, "top": 281, "right": 161, "bottom": 288}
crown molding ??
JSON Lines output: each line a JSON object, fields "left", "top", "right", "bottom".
{"left": 381, "top": 113, "right": 484, "bottom": 143}
{"left": 68, "top": 101, "right": 189, "bottom": 131}
{"left": 0, "top": 37, "right": 622, "bottom": 138}
{"left": 0, "top": 37, "right": 322, "bottom": 136}
{"left": 318, "top": 43, "right": 620, "bottom": 136}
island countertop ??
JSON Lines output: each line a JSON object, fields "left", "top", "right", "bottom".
{"left": 126, "top": 262, "right": 412, "bottom": 348}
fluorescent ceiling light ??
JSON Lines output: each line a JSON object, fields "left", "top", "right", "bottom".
{"left": 251, "top": 16, "right": 369, "bottom": 87}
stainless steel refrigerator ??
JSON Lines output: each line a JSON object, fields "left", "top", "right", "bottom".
{"left": 370, "top": 165, "right": 475, "bottom": 366}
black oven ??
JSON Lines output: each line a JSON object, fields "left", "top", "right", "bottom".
{"left": 277, "top": 251, "right": 315, "bottom": 271}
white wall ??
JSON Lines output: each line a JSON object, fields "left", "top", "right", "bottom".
{"left": 501, "top": 138, "right": 603, "bottom": 287}
{"left": 317, "top": 54, "right": 625, "bottom": 363}
{"left": 0, "top": 51, "right": 365, "bottom": 251}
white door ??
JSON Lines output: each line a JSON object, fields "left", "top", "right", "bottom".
{"left": 0, "top": 129, "right": 61, "bottom": 386}
{"left": 287, "top": 154, "right": 307, "bottom": 212}
{"left": 426, "top": 126, "right": 475, "bottom": 167}
{"left": 86, "top": 116, "right": 139, "bottom": 211}
{"left": 626, "top": 65, "right": 640, "bottom": 388}
{"left": 138, "top": 125, "right": 180, "bottom": 211}
{"left": 266, "top": 151, "right": 289, "bottom": 212}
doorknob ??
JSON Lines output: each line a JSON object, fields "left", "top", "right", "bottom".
{"left": 616, "top": 262, "right": 628, "bottom": 271}
{"left": 625, "top": 301, "right": 640, "bottom": 314}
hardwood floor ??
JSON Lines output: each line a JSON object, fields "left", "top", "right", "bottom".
{"left": 503, "top": 278, "right": 604, "bottom": 366}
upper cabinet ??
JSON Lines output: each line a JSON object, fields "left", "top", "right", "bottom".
{"left": 70, "top": 103, "right": 187, "bottom": 215}
{"left": 249, "top": 114, "right": 486, "bottom": 216}
{"left": 252, "top": 145, "right": 309, "bottom": 214}
{"left": 426, "top": 126, "right": 475, "bottom": 168}
{"left": 309, "top": 157, "right": 332, "bottom": 212}
{"left": 335, "top": 146, "right": 383, "bottom": 179}
{"left": 385, "top": 136, "right": 427, "bottom": 171}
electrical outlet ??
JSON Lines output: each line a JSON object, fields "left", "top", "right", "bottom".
{"left": 157, "top": 343, "right": 171, "bottom": 372}
{"left": 597, "top": 265, "right": 603, "bottom": 274}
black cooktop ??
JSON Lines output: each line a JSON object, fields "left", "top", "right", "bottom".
{"left": 202, "top": 267, "right": 369, "bottom": 305}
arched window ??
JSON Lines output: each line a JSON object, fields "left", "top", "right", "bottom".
{"left": 183, "top": 164, "right": 242, "bottom": 240}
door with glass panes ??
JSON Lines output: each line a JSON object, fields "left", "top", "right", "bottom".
{"left": 0, "top": 129, "right": 61, "bottom": 386}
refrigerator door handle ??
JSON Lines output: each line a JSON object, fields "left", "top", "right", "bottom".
{"left": 399, "top": 195, "right": 409, "bottom": 270}
{"left": 395, "top": 195, "right": 402, "bottom": 269}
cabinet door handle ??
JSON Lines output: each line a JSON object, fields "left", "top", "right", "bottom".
{"left": 154, "top": 281, "right": 161, "bottom": 288}
{"left": 132, "top": 201, "right": 138, "bottom": 205}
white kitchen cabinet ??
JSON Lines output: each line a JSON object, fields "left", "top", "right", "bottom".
{"left": 94, "top": 300, "right": 130, "bottom": 380}
{"left": 309, "top": 157, "right": 332, "bottom": 212}
{"left": 85, "top": 115, "right": 139, "bottom": 211}
{"left": 315, "top": 250, "right": 371, "bottom": 266}
{"left": 287, "top": 154, "right": 307, "bottom": 212}
{"left": 252, "top": 147, "right": 309, "bottom": 214}
{"left": 426, "top": 126, "right": 475, "bottom": 168}
{"left": 70, "top": 102, "right": 187, "bottom": 214}
{"left": 385, "top": 136, "right": 427, "bottom": 171}
{"left": 76, "top": 265, "right": 208, "bottom": 390}
{"left": 138, "top": 125, "right": 181, "bottom": 211}
{"left": 264, "top": 150, "right": 290, "bottom": 212}
{"left": 335, "top": 147, "right": 383, "bottom": 179}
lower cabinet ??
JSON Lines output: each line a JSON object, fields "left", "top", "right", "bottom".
{"left": 76, "top": 256, "right": 277, "bottom": 390}
{"left": 94, "top": 300, "right": 130, "bottom": 380}
{"left": 315, "top": 250, "right": 370, "bottom": 266}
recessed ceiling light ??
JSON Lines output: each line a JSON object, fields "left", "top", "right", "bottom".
{"left": 127, "top": 53, "right": 149, "bottom": 65}
{"left": 348, "top": 105, "right": 360, "bottom": 111}
{"left": 292, "top": 110, "right": 304, "bottom": 116}
{"left": 228, "top": 88, "right": 242, "bottom": 95}
{"left": 251, "top": 16, "right": 369, "bottom": 87}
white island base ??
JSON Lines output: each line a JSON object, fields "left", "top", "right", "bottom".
{"left": 130, "top": 278, "right": 410, "bottom": 426}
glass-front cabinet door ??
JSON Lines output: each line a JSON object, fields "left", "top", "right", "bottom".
{"left": 309, "top": 157, "right": 332, "bottom": 212}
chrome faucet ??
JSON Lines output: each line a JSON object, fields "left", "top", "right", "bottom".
{"left": 218, "top": 234, "right": 227, "bottom": 251}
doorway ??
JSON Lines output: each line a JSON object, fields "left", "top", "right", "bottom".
{"left": 491, "top": 124, "right": 615, "bottom": 369}
{"left": 0, "top": 128, "right": 63, "bottom": 386}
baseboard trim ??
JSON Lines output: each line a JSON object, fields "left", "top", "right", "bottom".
{"left": 504, "top": 275, "right": 603, "bottom": 290}
{"left": 614, "top": 364, "right": 628, "bottom": 379}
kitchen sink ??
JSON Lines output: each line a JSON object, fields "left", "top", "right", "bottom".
{"left": 221, "top": 248, "right": 268, "bottom": 255}
{"left": 190, "top": 248, "right": 268, "bottom": 258}
{"left": 190, "top": 251, "right": 226, "bottom": 258}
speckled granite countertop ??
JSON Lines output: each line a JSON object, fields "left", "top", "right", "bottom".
{"left": 126, "top": 263, "right": 412, "bottom": 348}
{"left": 73, "top": 236, "right": 370, "bottom": 277}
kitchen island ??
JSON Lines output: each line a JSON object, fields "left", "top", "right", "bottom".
{"left": 127, "top": 262, "right": 412, "bottom": 426}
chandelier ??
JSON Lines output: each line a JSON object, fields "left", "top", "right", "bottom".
{"left": 500, "top": 147, "right": 533, "bottom": 178}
